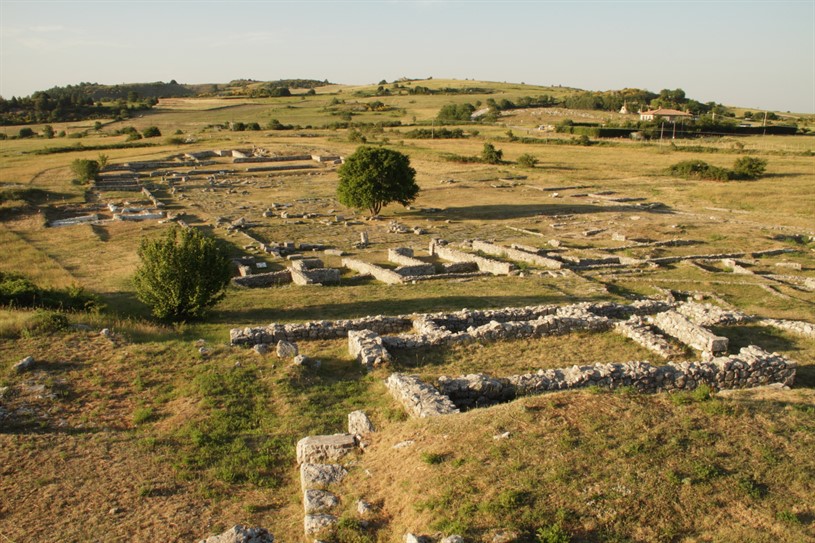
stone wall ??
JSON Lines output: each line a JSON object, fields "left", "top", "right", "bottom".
{"left": 232, "top": 270, "right": 292, "bottom": 288}
{"left": 383, "top": 307, "right": 613, "bottom": 351}
{"left": 433, "top": 345, "right": 795, "bottom": 411}
{"left": 230, "top": 315, "right": 414, "bottom": 346}
{"left": 291, "top": 267, "right": 341, "bottom": 286}
{"left": 430, "top": 241, "right": 515, "bottom": 275}
{"left": 384, "top": 373, "right": 460, "bottom": 417}
{"left": 613, "top": 316, "right": 683, "bottom": 359}
{"left": 650, "top": 310, "right": 729, "bottom": 355}
{"left": 508, "top": 345, "right": 794, "bottom": 396}
{"left": 342, "top": 257, "right": 405, "bottom": 285}
{"left": 471, "top": 240, "right": 563, "bottom": 269}
{"left": 348, "top": 330, "right": 391, "bottom": 368}
{"left": 388, "top": 248, "right": 436, "bottom": 276}
{"left": 675, "top": 301, "right": 752, "bottom": 327}
{"left": 761, "top": 318, "right": 815, "bottom": 338}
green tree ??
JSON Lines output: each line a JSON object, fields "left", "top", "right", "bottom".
{"left": 97, "top": 153, "right": 109, "bottom": 170}
{"left": 18, "top": 127, "right": 35, "bottom": 138}
{"left": 481, "top": 142, "right": 503, "bottom": 164}
{"left": 42, "top": 125, "right": 55, "bottom": 139}
{"left": 70, "top": 159, "right": 100, "bottom": 183}
{"left": 337, "top": 146, "right": 418, "bottom": 216}
{"left": 133, "top": 227, "right": 231, "bottom": 321}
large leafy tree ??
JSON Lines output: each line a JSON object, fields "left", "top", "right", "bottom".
{"left": 134, "top": 227, "right": 231, "bottom": 321}
{"left": 336, "top": 146, "right": 419, "bottom": 216}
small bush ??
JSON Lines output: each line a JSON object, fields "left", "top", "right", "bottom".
{"left": 142, "top": 126, "right": 161, "bottom": 138}
{"left": 667, "top": 160, "right": 731, "bottom": 181}
{"left": 536, "top": 523, "right": 571, "bottom": 543}
{"left": 517, "top": 153, "right": 539, "bottom": 168}
{"left": 731, "top": 156, "right": 767, "bottom": 179}
{"left": 21, "top": 310, "right": 70, "bottom": 337}
{"left": 420, "top": 452, "right": 447, "bottom": 465}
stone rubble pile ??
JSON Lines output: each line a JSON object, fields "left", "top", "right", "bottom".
{"left": 197, "top": 525, "right": 274, "bottom": 543}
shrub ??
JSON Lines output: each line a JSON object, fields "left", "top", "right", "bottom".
{"left": 133, "top": 227, "right": 231, "bottom": 321}
{"left": 0, "top": 272, "right": 98, "bottom": 311}
{"left": 731, "top": 156, "right": 767, "bottom": 180}
{"left": 21, "top": 310, "right": 70, "bottom": 338}
{"left": 667, "top": 160, "right": 731, "bottom": 181}
{"left": 142, "top": 126, "right": 161, "bottom": 138}
{"left": 517, "top": 153, "right": 539, "bottom": 167}
{"left": 481, "top": 143, "right": 503, "bottom": 164}
{"left": 18, "top": 127, "right": 35, "bottom": 139}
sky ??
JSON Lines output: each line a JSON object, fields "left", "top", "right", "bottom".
{"left": 1, "top": 0, "right": 813, "bottom": 113}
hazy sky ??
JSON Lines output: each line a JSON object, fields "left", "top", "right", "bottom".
{"left": 1, "top": 0, "right": 813, "bottom": 112}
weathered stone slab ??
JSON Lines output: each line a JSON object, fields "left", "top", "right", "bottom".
{"left": 300, "top": 463, "right": 348, "bottom": 490}
{"left": 276, "top": 340, "right": 299, "bottom": 358}
{"left": 198, "top": 525, "right": 274, "bottom": 543}
{"left": 303, "top": 489, "right": 340, "bottom": 514}
{"left": 304, "top": 514, "right": 338, "bottom": 536}
{"left": 296, "top": 434, "right": 356, "bottom": 465}
{"left": 348, "top": 410, "right": 375, "bottom": 435}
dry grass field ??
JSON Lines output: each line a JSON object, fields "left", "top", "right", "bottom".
{"left": 1, "top": 79, "right": 814, "bottom": 543}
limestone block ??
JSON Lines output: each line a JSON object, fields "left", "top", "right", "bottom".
{"left": 304, "top": 514, "right": 338, "bottom": 536}
{"left": 296, "top": 434, "right": 356, "bottom": 465}
{"left": 276, "top": 340, "right": 299, "bottom": 358}
{"left": 197, "top": 525, "right": 274, "bottom": 543}
{"left": 303, "top": 489, "right": 340, "bottom": 514}
{"left": 348, "top": 410, "right": 375, "bottom": 435}
{"left": 300, "top": 463, "right": 348, "bottom": 490}
{"left": 13, "top": 356, "right": 35, "bottom": 373}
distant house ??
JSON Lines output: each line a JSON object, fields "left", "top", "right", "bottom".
{"left": 639, "top": 108, "right": 693, "bottom": 122}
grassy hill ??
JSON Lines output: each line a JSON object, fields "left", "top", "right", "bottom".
{"left": 0, "top": 78, "right": 814, "bottom": 542}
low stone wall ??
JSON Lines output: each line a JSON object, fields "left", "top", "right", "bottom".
{"left": 141, "top": 187, "right": 165, "bottom": 208}
{"left": 49, "top": 214, "right": 99, "bottom": 227}
{"left": 430, "top": 241, "right": 515, "bottom": 275}
{"left": 383, "top": 307, "right": 612, "bottom": 351}
{"left": 232, "top": 270, "right": 292, "bottom": 288}
{"left": 230, "top": 315, "right": 414, "bottom": 346}
{"left": 385, "top": 373, "right": 460, "bottom": 418}
{"left": 342, "top": 258, "right": 404, "bottom": 285}
{"left": 613, "top": 316, "right": 682, "bottom": 359}
{"left": 291, "top": 267, "right": 341, "bottom": 286}
{"left": 761, "top": 318, "right": 815, "bottom": 338}
{"left": 114, "top": 212, "right": 165, "bottom": 221}
{"left": 388, "top": 248, "right": 436, "bottom": 276}
{"left": 437, "top": 373, "right": 515, "bottom": 409}
{"left": 507, "top": 345, "right": 794, "bottom": 396}
{"left": 348, "top": 330, "right": 391, "bottom": 368}
{"left": 675, "top": 301, "right": 752, "bottom": 327}
{"left": 471, "top": 240, "right": 563, "bottom": 269}
{"left": 650, "top": 310, "right": 729, "bottom": 356}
